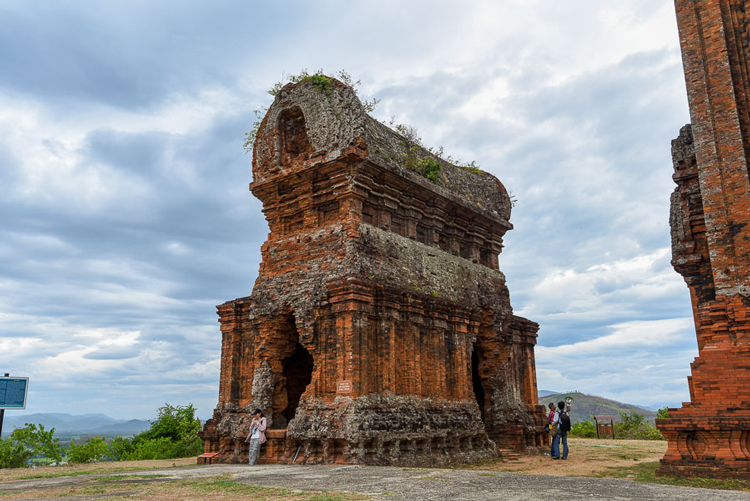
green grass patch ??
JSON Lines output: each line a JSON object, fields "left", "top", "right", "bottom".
{"left": 179, "top": 477, "right": 287, "bottom": 496}
{"left": 459, "top": 165, "right": 484, "bottom": 174}
{"left": 17, "top": 470, "right": 102, "bottom": 480}
{"left": 599, "top": 461, "right": 750, "bottom": 491}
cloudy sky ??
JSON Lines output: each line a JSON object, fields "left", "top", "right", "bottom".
{"left": 1, "top": 0, "right": 694, "bottom": 420}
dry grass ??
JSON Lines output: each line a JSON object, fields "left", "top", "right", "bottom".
{"left": 0, "top": 472, "right": 369, "bottom": 501}
{"left": 470, "top": 438, "right": 667, "bottom": 477}
{"left": 0, "top": 457, "right": 196, "bottom": 482}
{"left": 2, "top": 439, "right": 748, "bottom": 497}
{"left": 469, "top": 438, "right": 750, "bottom": 491}
{"left": 0, "top": 456, "right": 370, "bottom": 501}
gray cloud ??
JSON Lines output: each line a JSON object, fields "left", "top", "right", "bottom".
{"left": 0, "top": 0, "right": 698, "bottom": 418}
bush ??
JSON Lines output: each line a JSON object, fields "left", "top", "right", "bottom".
{"left": 569, "top": 419, "right": 597, "bottom": 438}
{"left": 66, "top": 436, "right": 109, "bottom": 463}
{"left": 0, "top": 438, "right": 33, "bottom": 468}
{"left": 107, "top": 435, "right": 131, "bottom": 461}
{"left": 123, "top": 437, "right": 175, "bottom": 460}
{"left": 614, "top": 410, "right": 664, "bottom": 440}
{"left": 112, "top": 403, "right": 204, "bottom": 461}
{"left": 9, "top": 423, "right": 62, "bottom": 464}
{"left": 145, "top": 403, "right": 202, "bottom": 444}
{"left": 419, "top": 158, "right": 441, "bottom": 181}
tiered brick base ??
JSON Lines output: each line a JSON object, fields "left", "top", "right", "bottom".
{"left": 657, "top": 297, "right": 750, "bottom": 477}
{"left": 659, "top": 416, "right": 750, "bottom": 479}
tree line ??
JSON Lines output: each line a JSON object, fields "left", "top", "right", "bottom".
{"left": 0, "top": 404, "right": 203, "bottom": 468}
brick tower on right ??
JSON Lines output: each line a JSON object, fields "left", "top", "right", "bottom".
{"left": 658, "top": 0, "right": 750, "bottom": 479}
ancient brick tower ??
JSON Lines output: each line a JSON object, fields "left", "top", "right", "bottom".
{"left": 199, "top": 76, "right": 547, "bottom": 466}
{"left": 658, "top": 0, "right": 750, "bottom": 479}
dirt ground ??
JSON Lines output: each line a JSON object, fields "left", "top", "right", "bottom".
{"left": 473, "top": 438, "right": 668, "bottom": 477}
{"left": 0, "top": 439, "right": 665, "bottom": 484}
{"left": 9, "top": 439, "right": 750, "bottom": 501}
{"left": 0, "top": 457, "right": 197, "bottom": 482}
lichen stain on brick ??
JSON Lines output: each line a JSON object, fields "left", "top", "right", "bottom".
{"left": 658, "top": 0, "right": 750, "bottom": 480}
{"left": 199, "top": 76, "right": 547, "bottom": 466}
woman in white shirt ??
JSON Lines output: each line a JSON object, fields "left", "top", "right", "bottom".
{"left": 245, "top": 408, "right": 267, "bottom": 465}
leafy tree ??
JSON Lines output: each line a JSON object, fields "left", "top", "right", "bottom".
{"left": 67, "top": 436, "right": 108, "bottom": 463}
{"left": 569, "top": 419, "right": 597, "bottom": 438}
{"left": 9, "top": 423, "right": 62, "bottom": 463}
{"left": 0, "top": 423, "right": 62, "bottom": 468}
{"left": 143, "top": 403, "right": 202, "bottom": 443}
{"left": 615, "top": 410, "right": 664, "bottom": 440}
{"left": 0, "top": 438, "right": 33, "bottom": 468}
{"left": 656, "top": 407, "right": 670, "bottom": 419}
{"left": 618, "top": 410, "right": 646, "bottom": 428}
{"left": 107, "top": 435, "right": 131, "bottom": 461}
{"left": 113, "top": 403, "right": 204, "bottom": 461}
{"left": 125, "top": 437, "right": 175, "bottom": 460}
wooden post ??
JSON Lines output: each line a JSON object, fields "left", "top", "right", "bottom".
{"left": 0, "top": 373, "right": 9, "bottom": 439}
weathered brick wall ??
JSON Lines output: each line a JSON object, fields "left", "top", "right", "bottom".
{"left": 200, "top": 77, "right": 546, "bottom": 466}
{"left": 657, "top": 0, "right": 750, "bottom": 479}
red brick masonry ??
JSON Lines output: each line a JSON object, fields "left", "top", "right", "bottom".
{"left": 658, "top": 0, "right": 750, "bottom": 479}
{"left": 199, "top": 78, "right": 547, "bottom": 466}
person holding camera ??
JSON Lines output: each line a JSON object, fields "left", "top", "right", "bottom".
{"left": 551, "top": 401, "right": 571, "bottom": 460}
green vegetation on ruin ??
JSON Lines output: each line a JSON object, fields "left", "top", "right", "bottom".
{"left": 243, "top": 69, "right": 378, "bottom": 153}
{"left": 242, "top": 70, "right": 484, "bottom": 187}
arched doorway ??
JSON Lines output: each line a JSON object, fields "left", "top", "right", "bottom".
{"left": 270, "top": 313, "right": 315, "bottom": 429}
{"left": 472, "top": 346, "right": 486, "bottom": 424}
{"left": 282, "top": 340, "right": 314, "bottom": 423}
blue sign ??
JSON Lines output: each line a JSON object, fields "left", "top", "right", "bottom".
{"left": 0, "top": 377, "right": 29, "bottom": 410}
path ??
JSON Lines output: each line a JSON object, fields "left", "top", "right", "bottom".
{"left": 1, "top": 464, "right": 749, "bottom": 500}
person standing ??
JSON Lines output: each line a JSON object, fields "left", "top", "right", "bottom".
{"left": 556, "top": 401, "right": 570, "bottom": 460}
{"left": 547, "top": 402, "right": 559, "bottom": 459}
{"left": 245, "top": 409, "right": 267, "bottom": 465}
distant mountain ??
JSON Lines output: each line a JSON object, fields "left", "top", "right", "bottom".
{"left": 539, "top": 391, "right": 658, "bottom": 424}
{"left": 88, "top": 419, "right": 152, "bottom": 437}
{"left": 1, "top": 413, "right": 150, "bottom": 438}
{"left": 538, "top": 389, "right": 559, "bottom": 397}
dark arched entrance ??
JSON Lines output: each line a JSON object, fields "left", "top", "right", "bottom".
{"left": 472, "top": 347, "right": 486, "bottom": 423}
{"left": 282, "top": 340, "right": 314, "bottom": 423}
{"left": 269, "top": 313, "right": 315, "bottom": 429}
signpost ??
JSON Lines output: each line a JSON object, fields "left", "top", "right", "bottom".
{"left": 0, "top": 374, "right": 29, "bottom": 438}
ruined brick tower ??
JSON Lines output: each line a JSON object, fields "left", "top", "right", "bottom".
{"left": 199, "top": 76, "right": 547, "bottom": 465}
{"left": 658, "top": 0, "right": 750, "bottom": 479}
